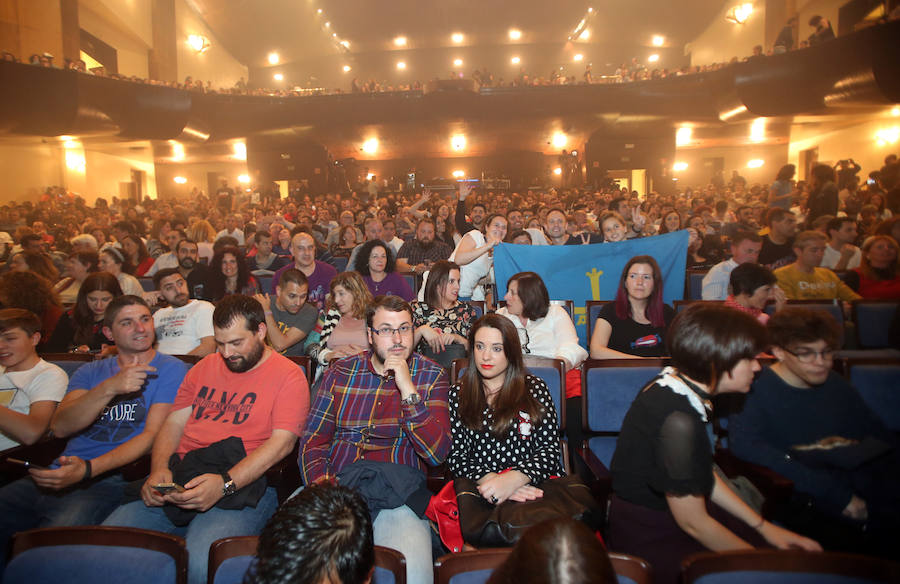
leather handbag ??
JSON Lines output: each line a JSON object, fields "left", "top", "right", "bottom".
{"left": 454, "top": 474, "right": 602, "bottom": 547}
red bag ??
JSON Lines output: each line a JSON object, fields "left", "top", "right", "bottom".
{"left": 425, "top": 480, "right": 464, "bottom": 553}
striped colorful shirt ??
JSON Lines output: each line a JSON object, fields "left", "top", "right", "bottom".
{"left": 299, "top": 351, "right": 450, "bottom": 484}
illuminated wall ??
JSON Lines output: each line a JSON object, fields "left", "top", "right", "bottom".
{"left": 78, "top": 0, "right": 152, "bottom": 77}
{"left": 687, "top": 1, "right": 766, "bottom": 66}
{"left": 175, "top": 0, "right": 247, "bottom": 88}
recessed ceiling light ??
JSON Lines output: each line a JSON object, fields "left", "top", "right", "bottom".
{"left": 396, "top": 61, "right": 407, "bottom": 70}
{"left": 652, "top": 35, "right": 665, "bottom": 46}
{"left": 648, "top": 54, "right": 659, "bottom": 63}
{"left": 267, "top": 52, "right": 279, "bottom": 65}
{"left": 394, "top": 36, "right": 407, "bottom": 47}
{"left": 453, "top": 58, "right": 463, "bottom": 67}
{"left": 579, "top": 29, "right": 590, "bottom": 40}
{"left": 511, "top": 56, "right": 520, "bottom": 64}
{"left": 451, "top": 32, "right": 464, "bottom": 44}
{"left": 509, "top": 29, "right": 522, "bottom": 40}
{"left": 343, "top": 65, "right": 351, "bottom": 72}
{"left": 573, "top": 54, "right": 584, "bottom": 62}
{"left": 273, "top": 73, "right": 284, "bottom": 81}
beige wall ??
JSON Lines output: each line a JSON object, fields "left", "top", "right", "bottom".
{"left": 174, "top": 0, "right": 246, "bottom": 89}
{"left": 78, "top": 0, "right": 150, "bottom": 77}
{"left": 154, "top": 160, "right": 248, "bottom": 200}
{"left": 0, "top": 141, "right": 64, "bottom": 202}
{"left": 0, "top": 0, "right": 62, "bottom": 60}
{"left": 672, "top": 142, "right": 789, "bottom": 189}
{"left": 687, "top": 1, "right": 766, "bottom": 66}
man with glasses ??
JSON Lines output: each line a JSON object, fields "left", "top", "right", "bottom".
{"left": 299, "top": 295, "right": 450, "bottom": 584}
{"left": 730, "top": 308, "right": 899, "bottom": 555}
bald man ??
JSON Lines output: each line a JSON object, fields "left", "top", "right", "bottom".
{"left": 270, "top": 232, "right": 337, "bottom": 310}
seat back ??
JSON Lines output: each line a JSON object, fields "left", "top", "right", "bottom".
{"left": 138, "top": 277, "right": 156, "bottom": 292}
{"left": 582, "top": 359, "right": 668, "bottom": 468}
{"left": 609, "top": 552, "right": 653, "bottom": 584}
{"left": 332, "top": 256, "right": 349, "bottom": 272}
{"left": 208, "top": 537, "right": 405, "bottom": 584}
{"left": 257, "top": 275, "right": 273, "bottom": 293}
{"left": 685, "top": 270, "right": 708, "bottom": 300}
{"left": 585, "top": 300, "right": 612, "bottom": 343}
{"left": 463, "top": 300, "right": 485, "bottom": 319}
{"left": 434, "top": 548, "right": 511, "bottom": 584}
{"left": 844, "top": 358, "right": 900, "bottom": 433}
{"left": 682, "top": 549, "right": 900, "bottom": 583}
{"left": 7, "top": 526, "right": 187, "bottom": 584}
{"left": 766, "top": 300, "right": 845, "bottom": 345}
{"left": 399, "top": 271, "right": 418, "bottom": 295}
{"left": 285, "top": 355, "right": 313, "bottom": 386}
{"left": 42, "top": 352, "right": 94, "bottom": 378}
{"left": 852, "top": 300, "right": 899, "bottom": 349}
{"left": 673, "top": 300, "right": 724, "bottom": 313}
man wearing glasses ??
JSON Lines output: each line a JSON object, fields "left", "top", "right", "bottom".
{"left": 299, "top": 295, "right": 450, "bottom": 584}
{"left": 730, "top": 307, "right": 899, "bottom": 556}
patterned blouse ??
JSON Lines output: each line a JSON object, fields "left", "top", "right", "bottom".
{"left": 411, "top": 301, "right": 478, "bottom": 352}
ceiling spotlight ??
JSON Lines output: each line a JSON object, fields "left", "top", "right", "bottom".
{"left": 237, "top": 174, "right": 251, "bottom": 184}
{"left": 233, "top": 141, "right": 247, "bottom": 161}
{"left": 187, "top": 34, "right": 210, "bottom": 53}
{"left": 170, "top": 142, "right": 185, "bottom": 161}
{"left": 726, "top": 2, "right": 754, "bottom": 24}
{"left": 453, "top": 58, "right": 463, "bottom": 67}
{"left": 331, "top": 32, "right": 337, "bottom": 37}
{"left": 452, "top": 170, "right": 465, "bottom": 178}
{"left": 511, "top": 56, "right": 521, "bottom": 65}
{"left": 324, "top": 21, "right": 330, "bottom": 27}
{"left": 316, "top": 8, "right": 322, "bottom": 14}
{"left": 173, "top": 176, "right": 187, "bottom": 184}
{"left": 340, "top": 40, "right": 350, "bottom": 48}
{"left": 267, "top": 52, "right": 279, "bottom": 65}
{"left": 673, "top": 161, "right": 689, "bottom": 172}
{"left": 396, "top": 61, "right": 407, "bottom": 70}
{"left": 648, "top": 54, "right": 660, "bottom": 63}
{"left": 891, "top": 106, "right": 899, "bottom": 117}
{"left": 451, "top": 32, "right": 464, "bottom": 44}
{"left": 652, "top": 35, "right": 665, "bottom": 46}
{"left": 578, "top": 29, "right": 590, "bottom": 40}
{"left": 394, "top": 36, "right": 407, "bottom": 47}
{"left": 451, "top": 134, "right": 466, "bottom": 151}
{"left": 273, "top": 73, "right": 284, "bottom": 81}
{"left": 676, "top": 126, "right": 692, "bottom": 147}
{"left": 362, "top": 138, "right": 379, "bottom": 154}
{"left": 588, "top": 7, "right": 593, "bottom": 12}
{"left": 343, "top": 65, "right": 351, "bottom": 72}
{"left": 750, "top": 117, "right": 766, "bottom": 142}
{"left": 747, "top": 159, "right": 765, "bottom": 168}
{"left": 553, "top": 167, "right": 562, "bottom": 176}
{"left": 573, "top": 53, "right": 584, "bottom": 62}
{"left": 552, "top": 132, "right": 568, "bottom": 148}
{"left": 509, "top": 29, "right": 522, "bottom": 40}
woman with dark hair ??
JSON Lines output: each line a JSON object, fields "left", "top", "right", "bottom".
{"left": 656, "top": 210, "right": 682, "bottom": 235}
{"left": 306, "top": 272, "right": 373, "bottom": 367}
{"left": 497, "top": 272, "right": 586, "bottom": 398}
{"left": 447, "top": 313, "right": 562, "bottom": 504}
{"left": 351, "top": 239, "right": 414, "bottom": 301}
{"left": 98, "top": 246, "right": 143, "bottom": 296}
{"left": 208, "top": 246, "right": 260, "bottom": 301}
{"left": 8, "top": 251, "right": 59, "bottom": 283}
{"left": 53, "top": 251, "right": 99, "bottom": 304}
{"left": 589, "top": 255, "right": 675, "bottom": 359}
{"left": 852, "top": 235, "right": 900, "bottom": 299}
{"left": 146, "top": 219, "right": 170, "bottom": 259}
{"left": 725, "top": 263, "right": 786, "bottom": 324}
{"left": 450, "top": 213, "right": 508, "bottom": 301}
{"left": 411, "top": 260, "right": 477, "bottom": 369}
{"left": 0, "top": 271, "right": 63, "bottom": 349}
{"left": 768, "top": 164, "right": 796, "bottom": 210}
{"left": 329, "top": 225, "right": 359, "bottom": 258}
{"left": 45, "top": 272, "right": 123, "bottom": 354}
{"left": 486, "top": 518, "right": 616, "bottom": 584}
{"left": 608, "top": 304, "right": 820, "bottom": 584}
{"left": 122, "top": 234, "right": 154, "bottom": 276}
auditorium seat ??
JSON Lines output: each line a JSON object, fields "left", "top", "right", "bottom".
{"left": 462, "top": 300, "right": 485, "bottom": 319}
{"left": 139, "top": 278, "right": 156, "bottom": 292}
{"left": 681, "top": 549, "right": 900, "bottom": 583}
{"left": 584, "top": 300, "right": 612, "bottom": 342}
{"left": 41, "top": 352, "right": 94, "bottom": 377}
{"left": 843, "top": 357, "right": 900, "bottom": 434}
{"left": 852, "top": 300, "right": 899, "bottom": 350}
{"left": 684, "top": 269, "right": 708, "bottom": 301}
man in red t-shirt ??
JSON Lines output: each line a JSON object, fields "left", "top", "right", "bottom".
{"left": 103, "top": 295, "right": 309, "bottom": 584}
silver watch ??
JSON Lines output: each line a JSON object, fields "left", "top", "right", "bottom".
{"left": 401, "top": 393, "right": 421, "bottom": 406}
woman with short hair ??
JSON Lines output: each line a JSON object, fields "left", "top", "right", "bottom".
{"left": 725, "top": 263, "right": 786, "bottom": 324}
{"left": 853, "top": 234, "right": 900, "bottom": 299}
{"left": 98, "top": 246, "right": 144, "bottom": 297}
{"left": 53, "top": 251, "right": 99, "bottom": 305}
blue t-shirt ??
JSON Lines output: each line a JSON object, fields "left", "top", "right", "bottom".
{"left": 61, "top": 353, "right": 188, "bottom": 461}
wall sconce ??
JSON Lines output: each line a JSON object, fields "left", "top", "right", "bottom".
{"left": 187, "top": 35, "right": 210, "bottom": 54}
{"left": 726, "top": 3, "right": 753, "bottom": 24}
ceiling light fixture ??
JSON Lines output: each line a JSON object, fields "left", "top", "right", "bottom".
{"left": 237, "top": 174, "right": 251, "bottom": 184}
{"left": 267, "top": 52, "right": 279, "bottom": 65}
{"left": 394, "top": 36, "right": 407, "bottom": 47}
{"left": 676, "top": 126, "right": 692, "bottom": 146}
{"left": 747, "top": 159, "right": 765, "bottom": 168}
{"left": 452, "top": 170, "right": 465, "bottom": 178}
{"left": 451, "top": 32, "right": 464, "bottom": 44}
{"left": 343, "top": 65, "right": 351, "bottom": 72}
{"left": 652, "top": 35, "right": 665, "bottom": 46}
{"left": 453, "top": 58, "right": 463, "bottom": 67}
{"left": 573, "top": 54, "right": 584, "bottom": 62}
{"left": 511, "top": 56, "right": 521, "bottom": 65}
{"left": 553, "top": 167, "right": 562, "bottom": 175}
{"left": 726, "top": 3, "right": 754, "bottom": 24}
{"left": 451, "top": 134, "right": 466, "bottom": 151}
{"left": 552, "top": 132, "right": 568, "bottom": 148}
{"left": 173, "top": 176, "right": 187, "bottom": 184}
{"left": 750, "top": 117, "right": 766, "bottom": 142}
{"left": 509, "top": 29, "right": 522, "bottom": 40}
{"left": 362, "top": 138, "right": 379, "bottom": 154}
{"left": 273, "top": 73, "right": 284, "bottom": 81}
{"left": 875, "top": 126, "right": 899, "bottom": 146}
{"left": 648, "top": 54, "right": 659, "bottom": 63}
{"left": 396, "top": 61, "right": 407, "bottom": 70}
{"left": 187, "top": 35, "right": 210, "bottom": 54}
{"left": 578, "top": 29, "right": 590, "bottom": 40}
{"left": 673, "top": 162, "right": 689, "bottom": 171}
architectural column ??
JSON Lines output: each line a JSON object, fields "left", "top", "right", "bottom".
{"left": 149, "top": 0, "right": 176, "bottom": 81}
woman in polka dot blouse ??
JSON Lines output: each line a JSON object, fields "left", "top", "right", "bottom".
{"left": 447, "top": 314, "right": 562, "bottom": 505}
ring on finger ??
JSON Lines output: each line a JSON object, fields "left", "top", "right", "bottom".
{"left": 490, "top": 495, "right": 498, "bottom": 504}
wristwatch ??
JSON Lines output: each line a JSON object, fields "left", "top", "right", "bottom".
{"left": 400, "top": 393, "right": 421, "bottom": 406}
{"left": 221, "top": 472, "right": 237, "bottom": 496}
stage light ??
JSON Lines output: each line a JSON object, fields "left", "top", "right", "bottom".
{"left": 173, "top": 176, "right": 187, "bottom": 184}
{"left": 453, "top": 58, "right": 463, "bottom": 67}
{"left": 578, "top": 29, "right": 590, "bottom": 40}
{"left": 394, "top": 36, "right": 407, "bottom": 47}
{"left": 553, "top": 167, "right": 562, "bottom": 175}
{"left": 452, "top": 170, "right": 465, "bottom": 178}
{"left": 187, "top": 35, "right": 210, "bottom": 54}
{"left": 747, "top": 159, "right": 764, "bottom": 168}
{"left": 648, "top": 54, "right": 659, "bottom": 63}
{"left": 452, "top": 32, "right": 464, "bottom": 44}
{"left": 237, "top": 174, "right": 250, "bottom": 184}
{"left": 511, "top": 56, "right": 520, "bottom": 65}
{"left": 267, "top": 52, "right": 279, "bottom": 65}
{"left": 676, "top": 126, "right": 692, "bottom": 146}
{"left": 552, "top": 132, "right": 567, "bottom": 148}
{"left": 509, "top": 29, "right": 522, "bottom": 40}
{"left": 673, "top": 161, "right": 689, "bottom": 171}
{"left": 273, "top": 73, "right": 284, "bottom": 81}
{"left": 233, "top": 142, "right": 246, "bottom": 161}
{"left": 573, "top": 54, "right": 584, "bottom": 62}
{"left": 396, "top": 61, "right": 406, "bottom": 70}
{"left": 875, "top": 126, "right": 900, "bottom": 146}
{"left": 652, "top": 35, "right": 665, "bottom": 46}
{"left": 362, "top": 138, "right": 379, "bottom": 154}
{"left": 750, "top": 117, "right": 766, "bottom": 142}
{"left": 343, "top": 65, "right": 351, "bottom": 72}
{"left": 451, "top": 134, "right": 466, "bottom": 151}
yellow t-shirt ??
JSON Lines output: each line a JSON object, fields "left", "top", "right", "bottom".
{"left": 774, "top": 264, "right": 861, "bottom": 301}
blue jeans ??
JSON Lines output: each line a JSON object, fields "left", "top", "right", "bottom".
{"left": 373, "top": 505, "right": 434, "bottom": 584}
{"left": 102, "top": 487, "right": 278, "bottom": 584}
{"left": 0, "top": 473, "right": 127, "bottom": 566}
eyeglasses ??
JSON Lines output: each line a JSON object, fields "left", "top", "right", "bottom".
{"left": 371, "top": 324, "right": 414, "bottom": 337}
{"left": 783, "top": 347, "right": 835, "bottom": 363}
{"left": 517, "top": 328, "right": 531, "bottom": 354}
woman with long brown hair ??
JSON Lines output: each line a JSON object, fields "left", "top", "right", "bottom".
{"left": 45, "top": 272, "right": 122, "bottom": 354}
{"left": 306, "top": 272, "right": 373, "bottom": 367}
{"left": 447, "top": 313, "right": 561, "bottom": 505}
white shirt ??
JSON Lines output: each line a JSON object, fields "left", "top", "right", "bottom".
{"left": 153, "top": 300, "right": 215, "bottom": 355}
{"left": 821, "top": 244, "right": 861, "bottom": 270}
{"left": 496, "top": 305, "right": 587, "bottom": 370}
{"left": 0, "top": 360, "right": 67, "bottom": 451}
{"left": 216, "top": 228, "right": 245, "bottom": 246}
{"left": 117, "top": 272, "right": 144, "bottom": 297}
{"left": 145, "top": 252, "right": 178, "bottom": 277}
{"left": 702, "top": 258, "right": 738, "bottom": 300}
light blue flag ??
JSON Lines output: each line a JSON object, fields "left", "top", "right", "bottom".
{"left": 493, "top": 231, "right": 689, "bottom": 345}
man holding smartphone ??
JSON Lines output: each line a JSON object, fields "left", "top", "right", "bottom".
{"left": 0, "top": 296, "right": 188, "bottom": 565}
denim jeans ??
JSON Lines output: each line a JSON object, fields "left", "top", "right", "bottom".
{"left": 373, "top": 505, "right": 434, "bottom": 584}
{"left": 102, "top": 487, "right": 278, "bottom": 584}
{"left": 0, "top": 473, "right": 127, "bottom": 566}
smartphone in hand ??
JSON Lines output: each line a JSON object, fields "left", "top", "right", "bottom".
{"left": 153, "top": 482, "right": 186, "bottom": 494}
{"left": 6, "top": 458, "right": 48, "bottom": 470}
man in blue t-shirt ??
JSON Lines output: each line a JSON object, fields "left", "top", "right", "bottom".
{"left": 0, "top": 295, "right": 188, "bottom": 565}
